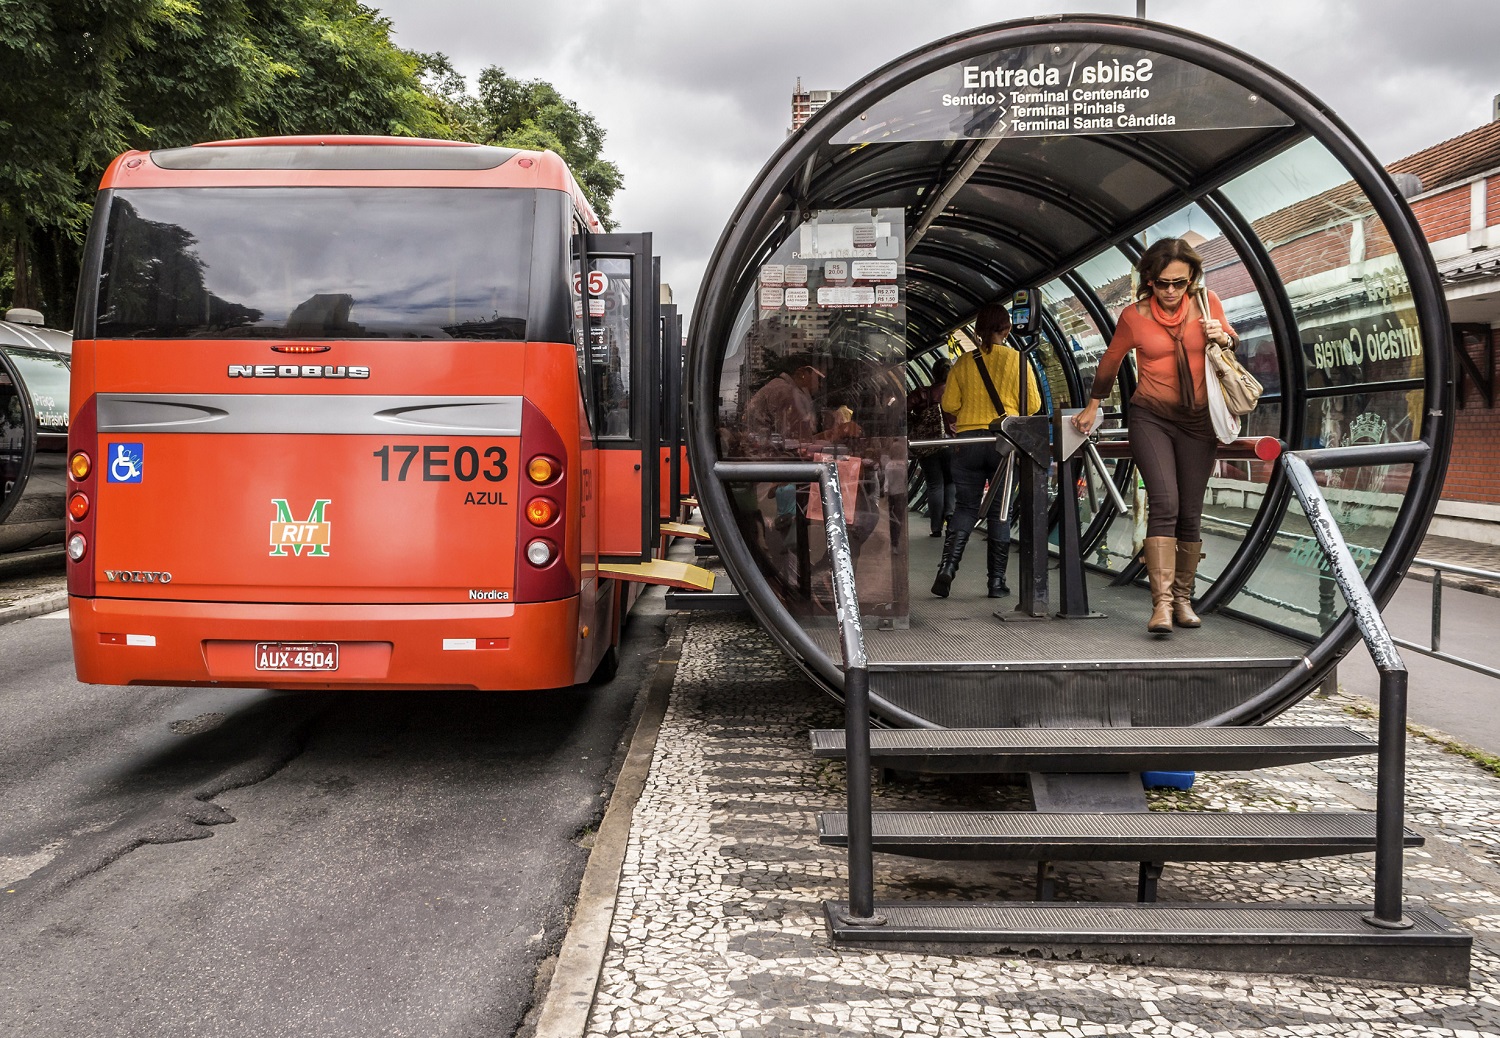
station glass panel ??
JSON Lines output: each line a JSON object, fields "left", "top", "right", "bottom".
{"left": 1227, "top": 463, "right": 1415, "bottom": 638}
{"left": 1065, "top": 251, "right": 1146, "bottom": 574}
{"left": 717, "top": 208, "right": 909, "bottom": 624}
{"left": 1041, "top": 279, "right": 1107, "bottom": 390}
{"left": 1076, "top": 248, "right": 1137, "bottom": 415}
{"left": 3, "top": 349, "right": 69, "bottom": 435}
{"left": 1220, "top": 137, "right": 1426, "bottom": 634}
{"left": 1196, "top": 400, "right": 1283, "bottom": 590}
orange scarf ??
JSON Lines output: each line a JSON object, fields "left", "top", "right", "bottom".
{"left": 1149, "top": 295, "right": 1198, "bottom": 412}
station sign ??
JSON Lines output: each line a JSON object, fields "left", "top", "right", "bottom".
{"left": 572, "top": 270, "right": 609, "bottom": 296}
{"left": 832, "top": 42, "right": 1293, "bottom": 145}
{"left": 754, "top": 210, "right": 905, "bottom": 315}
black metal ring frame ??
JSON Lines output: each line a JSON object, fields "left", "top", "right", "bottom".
{"left": 688, "top": 15, "right": 1455, "bottom": 725}
{"left": 0, "top": 349, "right": 40, "bottom": 529}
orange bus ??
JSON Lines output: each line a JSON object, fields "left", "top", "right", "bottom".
{"left": 66, "top": 135, "right": 706, "bottom": 690}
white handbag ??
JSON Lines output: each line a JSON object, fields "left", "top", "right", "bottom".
{"left": 1204, "top": 359, "right": 1241, "bottom": 444}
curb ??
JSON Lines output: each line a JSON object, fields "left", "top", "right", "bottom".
{"left": 1405, "top": 565, "right": 1500, "bottom": 600}
{"left": 1340, "top": 689, "right": 1500, "bottom": 774}
{"left": 532, "top": 621, "right": 683, "bottom": 1038}
{"left": 0, "top": 590, "right": 68, "bottom": 626}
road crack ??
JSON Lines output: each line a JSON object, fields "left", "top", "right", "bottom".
{"left": 8, "top": 701, "right": 329, "bottom": 903}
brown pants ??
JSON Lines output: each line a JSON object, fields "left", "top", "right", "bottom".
{"left": 1129, "top": 406, "right": 1216, "bottom": 540}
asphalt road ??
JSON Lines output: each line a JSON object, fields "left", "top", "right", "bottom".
{"left": 0, "top": 594, "right": 669, "bottom": 1038}
{"left": 1336, "top": 577, "right": 1500, "bottom": 756}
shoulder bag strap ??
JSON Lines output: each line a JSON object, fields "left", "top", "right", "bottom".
{"left": 972, "top": 350, "right": 1008, "bottom": 418}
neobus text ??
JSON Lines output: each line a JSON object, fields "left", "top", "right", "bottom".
{"left": 228, "top": 364, "right": 370, "bottom": 379}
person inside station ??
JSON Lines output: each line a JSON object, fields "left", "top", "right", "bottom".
{"left": 907, "top": 355, "right": 955, "bottom": 539}
{"left": 932, "top": 302, "right": 1041, "bottom": 600}
{"left": 1071, "top": 237, "right": 1237, "bottom": 635}
{"left": 742, "top": 349, "right": 861, "bottom": 594}
{"left": 745, "top": 350, "right": 831, "bottom": 457}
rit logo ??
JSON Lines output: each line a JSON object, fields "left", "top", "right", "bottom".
{"left": 269, "top": 499, "right": 332, "bottom": 557}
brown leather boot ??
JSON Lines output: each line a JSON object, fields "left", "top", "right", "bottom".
{"left": 1143, "top": 536, "right": 1176, "bottom": 634}
{"left": 1173, "top": 541, "right": 1204, "bottom": 628}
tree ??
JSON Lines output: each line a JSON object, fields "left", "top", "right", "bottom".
{"left": 0, "top": 0, "right": 170, "bottom": 320}
{"left": 245, "top": 1, "right": 445, "bottom": 139}
{"left": 428, "top": 63, "right": 624, "bottom": 229}
{"left": 0, "top": 4, "right": 624, "bottom": 321}
{"left": 0, "top": 0, "right": 445, "bottom": 324}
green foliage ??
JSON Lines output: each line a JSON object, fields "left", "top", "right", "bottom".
{"left": 0, "top": 0, "right": 453, "bottom": 323}
{"left": 423, "top": 62, "right": 624, "bottom": 229}
{"left": 0, "top": 2, "right": 625, "bottom": 322}
{"left": 246, "top": 1, "right": 445, "bottom": 139}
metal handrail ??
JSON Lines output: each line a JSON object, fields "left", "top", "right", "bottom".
{"left": 1394, "top": 558, "right": 1500, "bottom": 681}
{"left": 709, "top": 458, "right": 882, "bottom": 926}
{"left": 1283, "top": 451, "right": 1410, "bottom": 929}
{"left": 1410, "top": 556, "right": 1500, "bottom": 583}
{"left": 907, "top": 434, "right": 1007, "bottom": 449}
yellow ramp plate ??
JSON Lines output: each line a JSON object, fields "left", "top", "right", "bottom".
{"left": 598, "top": 559, "right": 716, "bottom": 591}
{"left": 659, "top": 521, "right": 711, "bottom": 541}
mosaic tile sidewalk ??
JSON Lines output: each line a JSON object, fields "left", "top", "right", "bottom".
{"left": 586, "top": 615, "right": 1500, "bottom": 1037}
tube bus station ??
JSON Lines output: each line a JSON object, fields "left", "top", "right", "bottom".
{"left": 683, "top": 16, "right": 1470, "bottom": 980}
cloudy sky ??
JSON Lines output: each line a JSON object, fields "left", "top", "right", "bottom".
{"left": 371, "top": 0, "right": 1500, "bottom": 318}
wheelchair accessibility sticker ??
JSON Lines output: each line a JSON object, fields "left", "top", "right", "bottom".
{"left": 107, "top": 443, "right": 144, "bottom": 484}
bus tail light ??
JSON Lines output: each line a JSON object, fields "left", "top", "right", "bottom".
{"left": 528, "top": 455, "right": 559, "bottom": 484}
{"left": 525, "top": 497, "right": 557, "bottom": 526}
{"left": 67, "top": 395, "right": 99, "bottom": 597}
{"left": 514, "top": 401, "right": 574, "bottom": 603}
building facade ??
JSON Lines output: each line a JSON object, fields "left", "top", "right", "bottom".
{"left": 1394, "top": 117, "right": 1500, "bottom": 541}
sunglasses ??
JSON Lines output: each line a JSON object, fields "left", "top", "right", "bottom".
{"left": 1152, "top": 277, "right": 1194, "bottom": 291}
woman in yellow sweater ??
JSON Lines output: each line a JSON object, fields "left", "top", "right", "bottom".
{"left": 932, "top": 303, "right": 1041, "bottom": 599}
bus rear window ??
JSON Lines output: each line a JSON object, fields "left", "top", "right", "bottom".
{"left": 95, "top": 188, "right": 538, "bottom": 340}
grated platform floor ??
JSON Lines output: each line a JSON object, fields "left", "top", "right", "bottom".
{"left": 808, "top": 526, "right": 1309, "bottom": 666}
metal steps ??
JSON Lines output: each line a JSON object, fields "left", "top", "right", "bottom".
{"left": 664, "top": 573, "right": 747, "bottom": 612}
{"left": 659, "top": 520, "right": 711, "bottom": 541}
{"left": 863, "top": 660, "right": 1300, "bottom": 729}
{"left": 812, "top": 720, "right": 1456, "bottom": 976}
{"left": 809, "top": 725, "right": 1377, "bottom": 774}
{"left": 818, "top": 810, "right": 1421, "bottom": 861}
{"left": 823, "top": 901, "right": 1471, "bottom": 986}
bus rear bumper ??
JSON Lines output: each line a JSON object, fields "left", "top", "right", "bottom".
{"left": 69, "top": 597, "right": 585, "bottom": 691}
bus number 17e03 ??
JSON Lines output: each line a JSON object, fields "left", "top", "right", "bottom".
{"left": 372, "top": 444, "right": 508, "bottom": 482}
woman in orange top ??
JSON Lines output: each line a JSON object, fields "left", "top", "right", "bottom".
{"left": 1072, "top": 238, "right": 1236, "bottom": 634}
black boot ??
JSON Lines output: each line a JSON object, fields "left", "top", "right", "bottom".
{"left": 930, "top": 526, "right": 972, "bottom": 598}
{"left": 987, "top": 537, "right": 1010, "bottom": 598}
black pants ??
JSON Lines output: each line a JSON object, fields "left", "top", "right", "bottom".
{"left": 1129, "top": 407, "right": 1216, "bottom": 540}
{"left": 950, "top": 431, "right": 1012, "bottom": 543}
{"left": 916, "top": 451, "right": 954, "bottom": 534}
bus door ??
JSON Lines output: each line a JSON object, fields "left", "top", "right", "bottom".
{"left": 659, "top": 297, "right": 686, "bottom": 523}
{"left": 579, "top": 232, "right": 659, "bottom": 562}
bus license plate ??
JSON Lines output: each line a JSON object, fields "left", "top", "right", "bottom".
{"left": 255, "top": 642, "right": 339, "bottom": 671}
